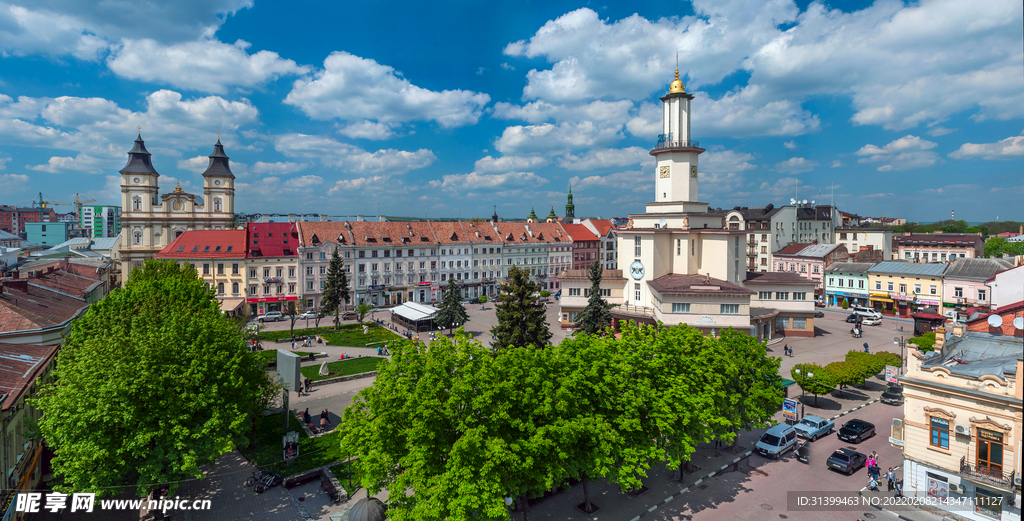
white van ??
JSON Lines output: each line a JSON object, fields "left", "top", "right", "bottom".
{"left": 756, "top": 424, "right": 798, "bottom": 459}
{"left": 851, "top": 306, "right": 881, "bottom": 319}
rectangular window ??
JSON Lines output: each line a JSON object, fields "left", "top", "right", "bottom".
{"left": 888, "top": 282, "right": 894, "bottom": 292}
{"left": 929, "top": 417, "right": 949, "bottom": 449}
{"left": 793, "top": 292, "right": 806, "bottom": 300}
{"left": 307, "top": 281, "right": 314, "bottom": 290}
{"left": 202, "top": 263, "right": 210, "bottom": 275}
{"left": 759, "top": 291, "right": 772, "bottom": 300}
{"left": 371, "top": 263, "right": 378, "bottom": 271}
{"left": 672, "top": 303, "right": 690, "bottom": 313}
{"left": 320, "top": 266, "right": 326, "bottom": 275}
{"left": 776, "top": 292, "right": 789, "bottom": 300}
{"left": 792, "top": 317, "right": 807, "bottom": 329}
{"left": 345, "top": 252, "right": 351, "bottom": 258}
{"left": 263, "top": 285, "right": 270, "bottom": 295}
{"left": 876, "top": 281, "right": 882, "bottom": 290}
{"left": 276, "top": 268, "right": 283, "bottom": 278}
{"left": 978, "top": 289, "right": 987, "bottom": 302}
{"left": 838, "top": 278, "right": 844, "bottom": 287}
{"left": 306, "top": 253, "right": 313, "bottom": 260}
{"left": 320, "top": 252, "right": 326, "bottom": 259}
{"left": 249, "top": 285, "right": 257, "bottom": 295}
{"left": 384, "top": 250, "right": 390, "bottom": 257}
{"left": 975, "top": 488, "right": 1003, "bottom": 519}
{"left": 263, "top": 268, "right": 270, "bottom": 278}
{"left": 954, "top": 287, "right": 963, "bottom": 298}
{"left": 358, "top": 264, "right": 365, "bottom": 273}
{"left": 288, "top": 283, "right": 295, "bottom": 293}
{"left": 775, "top": 316, "right": 788, "bottom": 330}
{"left": 929, "top": 285, "right": 937, "bottom": 295}
{"left": 975, "top": 429, "right": 1004, "bottom": 478}
{"left": 306, "top": 266, "right": 314, "bottom": 275}
{"left": 217, "top": 263, "right": 224, "bottom": 275}
{"left": 600, "top": 289, "right": 611, "bottom": 297}
{"left": 288, "top": 267, "right": 295, "bottom": 277}
{"left": 634, "top": 283, "right": 641, "bottom": 302}
{"left": 858, "top": 280, "right": 864, "bottom": 289}
{"left": 359, "top": 251, "right": 365, "bottom": 258}
{"left": 372, "top": 251, "right": 378, "bottom": 257}
{"left": 634, "top": 236, "right": 641, "bottom": 257}
{"left": 720, "top": 304, "right": 740, "bottom": 314}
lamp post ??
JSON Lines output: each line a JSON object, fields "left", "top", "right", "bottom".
{"left": 894, "top": 336, "right": 907, "bottom": 375}
{"left": 793, "top": 368, "right": 820, "bottom": 406}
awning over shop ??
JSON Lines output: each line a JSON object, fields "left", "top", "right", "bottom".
{"left": 391, "top": 302, "right": 438, "bottom": 322}
{"left": 870, "top": 293, "right": 893, "bottom": 303}
{"left": 219, "top": 298, "right": 244, "bottom": 314}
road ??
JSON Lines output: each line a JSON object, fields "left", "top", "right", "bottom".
{"left": 650, "top": 399, "right": 906, "bottom": 521}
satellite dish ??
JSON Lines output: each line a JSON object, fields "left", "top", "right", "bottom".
{"left": 811, "top": 200, "right": 816, "bottom": 205}
{"left": 987, "top": 315, "right": 1003, "bottom": 327}
{"left": 802, "top": 199, "right": 808, "bottom": 204}
{"left": 659, "top": 218, "right": 667, "bottom": 228}
{"left": 790, "top": 198, "right": 796, "bottom": 205}
{"left": 1014, "top": 317, "right": 1023, "bottom": 330}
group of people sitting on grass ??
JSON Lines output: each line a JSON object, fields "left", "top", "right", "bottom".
{"left": 302, "top": 408, "right": 331, "bottom": 433}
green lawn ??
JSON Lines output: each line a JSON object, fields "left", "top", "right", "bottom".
{"left": 301, "top": 357, "right": 385, "bottom": 381}
{"left": 239, "top": 412, "right": 344, "bottom": 476}
{"left": 329, "top": 462, "right": 361, "bottom": 492}
{"left": 250, "top": 349, "right": 312, "bottom": 363}
{"left": 257, "top": 323, "right": 401, "bottom": 347}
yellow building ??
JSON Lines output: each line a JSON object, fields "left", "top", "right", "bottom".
{"left": 900, "top": 325, "right": 1023, "bottom": 521}
{"left": 867, "top": 261, "right": 947, "bottom": 317}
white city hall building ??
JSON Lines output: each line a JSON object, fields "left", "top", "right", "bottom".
{"left": 118, "top": 135, "right": 236, "bottom": 282}
{"left": 611, "top": 68, "right": 753, "bottom": 335}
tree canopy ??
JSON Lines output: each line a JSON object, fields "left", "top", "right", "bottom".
{"left": 434, "top": 279, "right": 469, "bottom": 333}
{"left": 791, "top": 363, "right": 837, "bottom": 404}
{"left": 34, "top": 259, "right": 277, "bottom": 497}
{"left": 341, "top": 321, "right": 782, "bottom": 519}
{"left": 490, "top": 265, "right": 551, "bottom": 350}
{"left": 321, "top": 246, "right": 349, "bottom": 329}
{"left": 572, "top": 260, "right": 614, "bottom": 336}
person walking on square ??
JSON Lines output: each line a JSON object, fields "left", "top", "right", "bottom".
{"left": 886, "top": 467, "right": 896, "bottom": 491}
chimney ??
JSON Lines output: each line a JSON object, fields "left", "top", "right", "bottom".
{"left": 934, "top": 325, "right": 946, "bottom": 350}
{"left": 320, "top": 214, "right": 328, "bottom": 222}
{"left": 288, "top": 214, "right": 297, "bottom": 223}
{"left": 952, "top": 320, "right": 964, "bottom": 337}
{"left": 262, "top": 215, "right": 270, "bottom": 223}
{"left": 2, "top": 279, "right": 28, "bottom": 292}
{"left": 356, "top": 215, "right": 364, "bottom": 222}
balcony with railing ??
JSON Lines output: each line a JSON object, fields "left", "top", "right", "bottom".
{"left": 611, "top": 304, "right": 656, "bottom": 318}
{"left": 960, "top": 456, "right": 1016, "bottom": 491}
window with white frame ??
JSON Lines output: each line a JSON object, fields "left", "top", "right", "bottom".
{"left": 720, "top": 304, "right": 740, "bottom": 314}
{"left": 758, "top": 291, "right": 772, "bottom": 300}
{"left": 634, "top": 283, "right": 641, "bottom": 302}
{"left": 776, "top": 292, "right": 789, "bottom": 300}
{"left": 634, "top": 236, "right": 641, "bottom": 257}
{"left": 672, "top": 303, "right": 690, "bottom": 313}
{"left": 793, "top": 292, "right": 806, "bottom": 300}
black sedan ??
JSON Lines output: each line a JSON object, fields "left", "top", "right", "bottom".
{"left": 845, "top": 314, "right": 860, "bottom": 323}
{"left": 838, "top": 419, "right": 876, "bottom": 443}
{"left": 881, "top": 385, "right": 904, "bottom": 405}
{"left": 815, "top": 311, "right": 825, "bottom": 318}
{"left": 826, "top": 448, "right": 867, "bottom": 475}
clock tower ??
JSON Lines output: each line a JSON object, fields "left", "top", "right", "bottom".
{"left": 650, "top": 66, "right": 703, "bottom": 209}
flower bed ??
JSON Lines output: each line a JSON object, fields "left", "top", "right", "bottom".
{"left": 257, "top": 323, "right": 401, "bottom": 347}
{"left": 302, "top": 357, "right": 384, "bottom": 381}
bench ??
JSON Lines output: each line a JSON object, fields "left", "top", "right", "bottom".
{"left": 321, "top": 474, "right": 340, "bottom": 502}
{"left": 284, "top": 470, "right": 321, "bottom": 489}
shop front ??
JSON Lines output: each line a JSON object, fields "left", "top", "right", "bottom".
{"left": 367, "top": 285, "right": 386, "bottom": 306}
{"left": 413, "top": 281, "right": 439, "bottom": 303}
{"left": 247, "top": 295, "right": 298, "bottom": 316}
{"left": 829, "top": 291, "right": 868, "bottom": 308}
{"left": 870, "top": 293, "right": 894, "bottom": 314}
{"left": 892, "top": 294, "right": 914, "bottom": 317}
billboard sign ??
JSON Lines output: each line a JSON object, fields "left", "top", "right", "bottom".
{"left": 885, "top": 365, "right": 898, "bottom": 384}
{"left": 782, "top": 398, "right": 798, "bottom": 421}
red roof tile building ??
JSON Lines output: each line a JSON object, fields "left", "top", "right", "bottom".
{"left": 245, "top": 222, "right": 299, "bottom": 316}
{"left": 0, "top": 272, "right": 90, "bottom": 345}
{"left": 155, "top": 229, "right": 248, "bottom": 315}
{"left": 0, "top": 342, "right": 58, "bottom": 505}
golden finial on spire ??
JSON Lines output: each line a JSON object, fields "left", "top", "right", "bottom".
{"left": 669, "top": 53, "right": 685, "bottom": 94}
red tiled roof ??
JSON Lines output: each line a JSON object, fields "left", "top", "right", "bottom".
{"left": 156, "top": 230, "right": 247, "bottom": 259}
{"left": 530, "top": 222, "right": 572, "bottom": 243}
{"left": 428, "top": 221, "right": 469, "bottom": 245}
{"left": 0, "top": 343, "right": 58, "bottom": 410}
{"left": 0, "top": 280, "right": 88, "bottom": 333}
{"left": 459, "top": 221, "right": 502, "bottom": 244}
{"left": 560, "top": 223, "right": 598, "bottom": 242}
{"left": 743, "top": 272, "right": 817, "bottom": 284}
{"left": 28, "top": 270, "right": 101, "bottom": 300}
{"left": 647, "top": 274, "right": 755, "bottom": 295}
{"left": 774, "top": 242, "right": 812, "bottom": 255}
{"left": 587, "top": 219, "right": 614, "bottom": 237}
{"left": 246, "top": 223, "right": 298, "bottom": 258}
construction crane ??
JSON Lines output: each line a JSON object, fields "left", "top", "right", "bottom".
{"left": 34, "top": 193, "right": 96, "bottom": 223}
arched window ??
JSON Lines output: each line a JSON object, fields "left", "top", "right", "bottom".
{"left": 214, "top": 198, "right": 222, "bottom": 212}
{"left": 232, "top": 282, "right": 239, "bottom": 294}
{"left": 175, "top": 230, "right": 183, "bottom": 238}
{"left": 217, "top": 282, "right": 225, "bottom": 294}
{"left": 133, "top": 197, "right": 141, "bottom": 210}
{"left": 134, "top": 231, "right": 142, "bottom": 245}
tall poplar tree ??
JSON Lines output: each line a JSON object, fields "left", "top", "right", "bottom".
{"left": 572, "top": 260, "right": 614, "bottom": 335}
{"left": 434, "top": 279, "right": 468, "bottom": 334}
{"left": 490, "top": 265, "right": 551, "bottom": 350}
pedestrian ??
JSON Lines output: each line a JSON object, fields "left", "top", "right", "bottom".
{"left": 291, "top": 339, "right": 296, "bottom": 350}
{"left": 894, "top": 478, "right": 903, "bottom": 498}
{"left": 323, "top": 408, "right": 331, "bottom": 426}
{"left": 886, "top": 467, "right": 895, "bottom": 491}
{"left": 304, "top": 377, "right": 311, "bottom": 394}
{"left": 377, "top": 346, "right": 382, "bottom": 356}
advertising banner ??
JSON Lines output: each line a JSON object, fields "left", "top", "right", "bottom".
{"left": 782, "top": 398, "right": 798, "bottom": 421}
{"left": 885, "top": 365, "right": 898, "bottom": 383}
{"left": 283, "top": 431, "right": 299, "bottom": 461}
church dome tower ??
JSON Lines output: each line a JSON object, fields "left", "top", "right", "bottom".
{"left": 649, "top": 65, "right": 704, "bottom": 209}
{"left": 202, "top": 138, "right": 235, "bottom": 217}
{"left": 565, "top": 186, "right": 575, "bottom": 220}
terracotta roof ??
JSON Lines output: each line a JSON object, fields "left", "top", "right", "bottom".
{"left": 429, "top": 221, "right": 472, "bottom": 245}
{"left": 530, "top": 222, "right": 572, "bottom": 243}
{"left": 560, "top": 223, "right": 598, "bottom": 242}
{"left": 28, "top": 270, "right": 102, "bottom": 299}
{"left": 0, "top": 343, "right": 58, "bottom": 410}
{"left": 743, "top": 272, "right": 817, "bottom": 284}
{"left": 493, "top": 222, "right": 549, "bottom": 244}
{"left": 774, "top": 243, "right": 812, "bottom": 255}
{"left": 587, "top": 219, "right": 615, "bottom": 237}
{"left": 155, "top": 230, "right": 247, "bottom": 259}
{"left": 647, "top": 274, "right": 755, "bottom": 296}
{"left": 246, "top": 223, "right": 298, "bottom": 258}
{"left": 459, "top": 221, "right": 502, "bottom": 244}
{"left": 0, "top": 280, "right": 88, "bottom": 334}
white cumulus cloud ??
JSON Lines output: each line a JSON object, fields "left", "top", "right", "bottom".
{"left": 774, "top": 157, "right": 819, "bottom": 174}
{"left": 948, "top": 132, "right": 1024, "bottom": 160}
{"left": 556, "top": 146, "right": 650, "bottom": 171}
{"left": 275, "top": 133, "right": 435, "bottom": 175}
{"left": 473, "top": 155, "right": 549, "bottom": 173}
{"left": 436, "top": 171, "right": 549, "bottom": 192}
{"left": 856, "top": 135, "right": 941, "bottom": 171}
{"left": 251, "top": 161, "right": 310, "bottom": 175}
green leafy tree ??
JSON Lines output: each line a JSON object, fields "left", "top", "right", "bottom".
{"left": 846, "top": 350, "right": 886, "bottom": 381}
{"left": 824, "top": 361, "right": 863, "bottom": 395}
{"left": 985, "top": 237, "right": 1008, "bottom": 258}
{"left": 874, "top": 350, "right": 902, "bottom": 369}
{"left": 539, "top": 290, "right": 551, "bottom": 298}
{"left": 573, "top": 260, "right": 615, "bottom": 336}
{"left": 321, "top": 247, "right": 349, "bottom": 329}
{"left": 477, "top": 295, "right": 487, "bottom": 304}
{"left": 340, "top": 332, "right": 567, "bottom": 521}
{"left": 909, "top": 331, "right": 937, "bottom": 352}
{"left": 490, "top": 265, "right": 552, "bottom": 350}
{"left": 355, "top": 302, "right": 373, "bottom": 324}
{"left": 34, "top": 259, "right": 277, "bottom": 498}
{"left": 791, "top": 363, "right": 837, "bottom": 405}
{"left": 434, "top": 279, "right": 469, "bottom": 334}
{"left": 841, "top": 298, "right": 849, "bottom": 309}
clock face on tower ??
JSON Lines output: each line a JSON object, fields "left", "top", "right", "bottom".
{"left": 690, "top": 165, "right": 698, "bottom": 178}
{"left": 659, "top": 166, "right": 670, "bottom": 178}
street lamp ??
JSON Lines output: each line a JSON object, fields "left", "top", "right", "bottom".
{"left": 793, "top": 368, "right": 820, "bottom": 406}
{"left": 894, "top": 336, "right": 907, "bottom": 375}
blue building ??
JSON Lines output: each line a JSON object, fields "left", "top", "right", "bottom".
{"left": 24, "top": 221, "right": 69, "bottom": 247}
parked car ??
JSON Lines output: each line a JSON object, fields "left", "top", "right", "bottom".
{"left": 755, "top": 424, "right": 799, "bottom": 459}
{"left": 341, "top": 311, "right": 357, "bottom": 320}
{"left": 861, "top": 316, "right": 882, "bottom": 326}
{"left": 837, "top": 419, "right": 876, "bottom": 443}
{"left": 880, "top": 385, "right": 904, "bottom": 405}
{"left": 814, "top": 311, "right": 825, "bottom": 318}
{"left": 258, "top": 311, "right": 283, "bottom": 323}
{"left": 826, "top": 448, "right": 867, "bottom": 475}
{"left": 793, "top": 415, "right": 835, "bottom": 441}
{"left": 845, "top": 314, "right": 860, "bottom": 323}
{"left": 851, "top": 306, "right": 882, "bottom": 319}
{"left": 298, "top": 311, "right": 321, "bottom": 320}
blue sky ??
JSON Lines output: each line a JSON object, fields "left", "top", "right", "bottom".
{"left": 1, "top": 0, "right": 1021, "bottom": 222}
